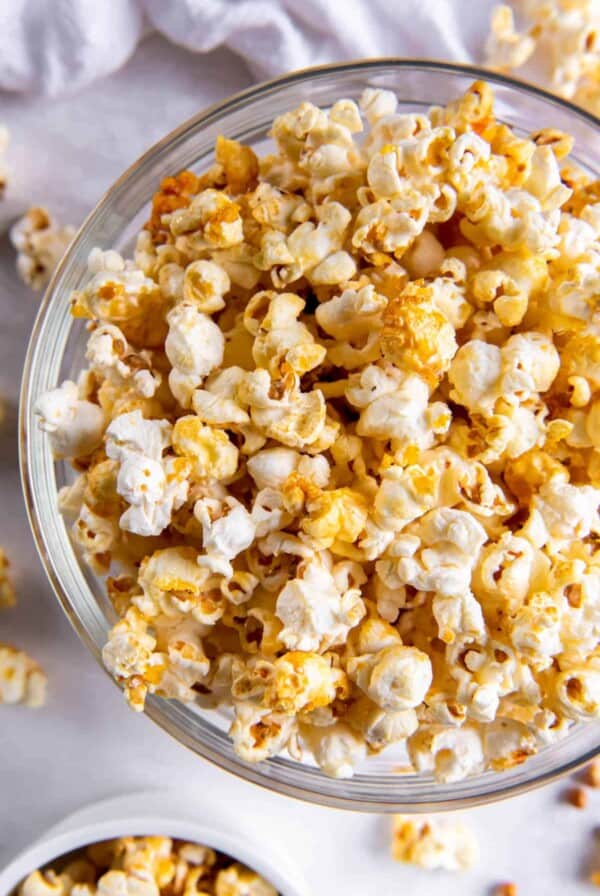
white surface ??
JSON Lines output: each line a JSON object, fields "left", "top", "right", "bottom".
{"left": 0, "top": 0, "right": 498, "bottom": 95}
{"left": 0, "top": 793, "right": 308, "bottom": 896}
{"left": 0, "top": 34, "right": 598, "bottom": 896}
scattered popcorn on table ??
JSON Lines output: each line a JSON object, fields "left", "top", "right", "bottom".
{"left": 486, "top": 2, "right": 600, "bottom": 115}
{"left": 0, "top": 547, "right": 16, "bottom": 609}
{"left": 0, "top": 644, "right": 47, "bottom": 708}
{"left": 35, "top": 79, "right": 600, "bottom": 780}
{"left": 391, "top": 814, "right": 478, "bottom": 871}
{"left": 18, "top": 836, "right": 277, "bottom": 896}
{"left": 10, "top": 206, "right": 76, "bottom": 290}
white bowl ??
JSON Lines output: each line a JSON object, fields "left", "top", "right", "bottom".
{"left": 0, "top": 792, "right": 308, "bottom": 896}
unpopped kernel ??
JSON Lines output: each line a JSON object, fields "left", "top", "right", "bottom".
{"left": 37, "top": 80, "right": 600, "bottom": 780}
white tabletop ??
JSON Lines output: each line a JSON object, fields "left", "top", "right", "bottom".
{"left": 0, "top": 34, "right": 597, "bottom": 895}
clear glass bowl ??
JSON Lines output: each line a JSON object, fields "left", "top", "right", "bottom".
{"left": 20, "top": 60, "right": 600, "bottom": 812}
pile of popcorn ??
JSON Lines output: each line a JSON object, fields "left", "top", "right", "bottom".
{"left": 486, "top": 0, "right": 600, "bottom": 115}
{"left": 18, "top": 835, "right": 277, "bottom": 896}
{"left": 35, "top": 79, "right": 600, "bottom": 781}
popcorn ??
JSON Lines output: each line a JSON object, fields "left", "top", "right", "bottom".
{"left": 20, "top": 837, "right": 276, "bottom": 896}
{"left": 105, "top": 411, "right": 189, "bottom": 537}
{"left": 165, "top": 302, "right": 225, "bottom": 407}
{"left": 10, "top": 206, "right": 75, "bottom": 291}
{"left": 380, "top": 282, "right": 457, "bottom": 386}
{"left": 0, "top": 547, "right": 16, "bottom": 609}
{"left": 486, "top": 1, "right": 600, "bottom": 115}
{"left": 348, "top": 644, "right": 432, "bottom": 711}
{"left": 35, "top": 380, "right": 105, "bottom": 459}
{"left": 195, "top": 496, "right": 256, "bottom": 577}
{"left": 301, "top": 721, "right": 367, "bottom": 778}
{"left": 275, "top": 554, "right": 365, "bottom": 652}
{"left": 391, "top": 814, "right": 479, "bottom": 871}
{"left": 37, "top": 81, "right": 600, "bottom": 781}
{"left": 0, "top": 644, "right": 47, "bottom": 708}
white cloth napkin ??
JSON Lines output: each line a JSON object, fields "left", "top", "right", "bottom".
{"left": 0, "top": 0, "right": 498, "bottom": 96}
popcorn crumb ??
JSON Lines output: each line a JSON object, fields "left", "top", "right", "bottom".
{"left": 10, "top": 206, "right": 75, "bottom": 290}
{"left": 391, "top": 814, "right": 478, "bottom": 871}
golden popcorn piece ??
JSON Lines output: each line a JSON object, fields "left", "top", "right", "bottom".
{"left": 380, "top": 282, "right": 457, "bottom": 386}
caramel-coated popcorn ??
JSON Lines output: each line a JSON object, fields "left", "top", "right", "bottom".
{"left": 18, "top": 836, "right": 277, "bottom": 896}
{"left": 37, "top": 81, "right": 600, "bottom": 780}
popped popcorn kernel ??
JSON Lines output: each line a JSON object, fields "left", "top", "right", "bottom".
{"left": 0, "top": 644, "right": 47, "bottom": 708}
{"left": 10, "top": 206, "right": 75, "bottom": 291}
{"left": 391, "top": 814, "right": 478, "bottom": 871}
{"left": 36, "top": 79, "right": 600, "bottom": 781}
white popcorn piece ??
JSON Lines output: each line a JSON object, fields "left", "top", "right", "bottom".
{"left": 392, "top": 814, "right": 479, "bottom": 871}
{"left": 0, "top": 644, "right": 47, "bottom": 708}
{"left": 301, "top": 721, "right": 367, "bottom": 778}
{"left": 195, "top": 496, "right": 256, "bottom": 577}
{"left": 35, "top": 380, "right": 105, "bottom": 459}
{"left": 10, "top": 206, "right": 75, "bottom": 291}
{"left": 276, "top": 555, "right": 365, "bottom": 652}
{"left": 166, "top": 302, "right": 225, "bottom": 407}
{"left": 348, "top": 644, "right": 432, "bottom": 711}
{"left": 105, "top": 410, "right": 189, "bottom": 537}
{"left": 229, "top": 701, "right": 296, "bottom": 762}
{"left": 408, "top": 724, "right": 485, "bottom": 783}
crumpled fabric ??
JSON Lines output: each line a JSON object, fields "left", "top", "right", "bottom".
{"left": 0, "top": 0, "right": 497, "bottom": 96}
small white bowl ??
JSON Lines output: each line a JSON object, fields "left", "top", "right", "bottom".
{"left": 0, "top": 792, "right": 308, "bottom": 896}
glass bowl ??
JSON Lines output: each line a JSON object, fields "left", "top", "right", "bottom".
{"left": 20, "top": 60, "right": 600, "bottom": 812}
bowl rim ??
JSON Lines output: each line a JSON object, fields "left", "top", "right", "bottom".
{"left": 0, "top": 794, "right": 307, "bottom": 896}
{"left": 19, "top": 58, "right": 600, "bottom": 813}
